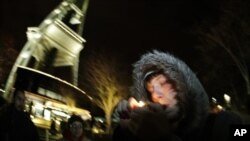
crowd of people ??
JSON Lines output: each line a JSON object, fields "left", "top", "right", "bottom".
{"left": 0, "top": 50, "right": 246, "bottom": 141}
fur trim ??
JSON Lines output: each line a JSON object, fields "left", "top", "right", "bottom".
{"left": 131, "top": 50, "right": 209, "bottom": 132}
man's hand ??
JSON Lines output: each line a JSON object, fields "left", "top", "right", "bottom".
{"left": 116, "top": 99, "right": 130, "bottom": 119}
{"left": 120, "top": 103, "right": 178, "bottom": 141}
{"left": 116, "top": 97, "right": 146, "bottom": 119}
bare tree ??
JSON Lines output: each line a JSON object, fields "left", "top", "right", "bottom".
{"left": 192, "top": 0, "right": 250, "bottom": 111}
{"left": 82, "top": 51, "right": 128, "bottom": 133}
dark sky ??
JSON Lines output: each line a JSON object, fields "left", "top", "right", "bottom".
{"left": 83, "top": 0, "right": 218, "bottom": 62}
{"left": 0, "top": 0, "right": 218, "bottom": 61}
{"left": 80, "top": 0, "right": 219, "bottom": 71}
{"left": 0, "top": 0, "right": 220, "bottom": 86}
{"left": 79, "top": 0, "right": 220, "bottom": 86}
{"left": 0, "top": 0, "right": 221, "bottom": 92}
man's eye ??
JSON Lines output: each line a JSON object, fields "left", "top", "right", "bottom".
{"left": 160, "top": 81, "right": 167, "bottom": 86}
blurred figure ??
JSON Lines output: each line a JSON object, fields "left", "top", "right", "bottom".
{"left": 50, "top": 119, "right": 58, "bottom": 135}
{"left": 60, "top": 114, "right": 91, "bottom": 141}
{"left": 113, "top": 50, "right": 243, "bottom": 141}
{"left": 0, "top": 88, "right": 39, "bottom": 141}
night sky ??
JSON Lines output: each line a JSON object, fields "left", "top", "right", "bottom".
{"left": 0, "top": 0, "right": 218, "bottom": 61}
{"left": 82, "top": 0, "right": 218, "bottom": 62}
{"left": 80, "top": 0, "right": 219, "bottom": 73}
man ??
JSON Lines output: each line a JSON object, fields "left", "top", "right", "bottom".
{"left": 113, "top": 50, "right": 243, "bottom": 141}
{"left": 60, "top": 114, "right": 91, "bottom": 141}
{"left": 0, "top": 88, "right": 39, "bottom": 141}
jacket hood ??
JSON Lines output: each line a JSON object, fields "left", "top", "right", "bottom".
{"left": 131, "top": 50, "right": 209, "bottom": 132}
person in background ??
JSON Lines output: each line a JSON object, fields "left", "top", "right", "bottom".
{"left": 0, "top": 88, "right": 39, "bottom": 141}
{"left": 60, "top": 114, "right": 91, "bottom": 141}
{"left": 113, "top": 50, "right": 243, "bottom": 141}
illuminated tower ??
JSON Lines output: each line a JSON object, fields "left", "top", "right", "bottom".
{"left": 4, "top": 0, "right": 90, "bottom": 101}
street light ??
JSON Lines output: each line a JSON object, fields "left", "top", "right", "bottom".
{"left": 224, "top": 93, "right": 231, "bottom": 109}
{"left": 224, "top": 94, "right": 231, "bottom": 104}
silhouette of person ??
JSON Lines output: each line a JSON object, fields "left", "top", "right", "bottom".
{"left": 0, "top": 88, "right": 39, "bottom": 141}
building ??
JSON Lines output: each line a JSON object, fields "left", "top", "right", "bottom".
{"left": 3, "top": 0, "right": 93, "bottom": 140}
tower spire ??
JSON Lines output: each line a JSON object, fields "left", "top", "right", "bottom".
{"left": 4, "top": 0, "right": 89, "bottom": 100}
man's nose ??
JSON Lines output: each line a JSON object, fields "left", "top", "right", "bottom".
{"left": 153, "top": 85, "right": 163, "bottom": 96}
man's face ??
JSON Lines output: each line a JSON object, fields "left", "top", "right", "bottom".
{"left": 14, "top": 91, "right": 26, "bottom": 111}
{"left": 70, "top": 121, "right": 83, "bottom": 138}
{"left": 146, "top": 74, "right": 179, "bottom": 117}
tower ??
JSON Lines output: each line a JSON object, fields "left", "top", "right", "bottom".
{"left": 4, "top": 0, "right": 89, "bottom": 100}
{"left": 3, "top": 0, "right": 93, "bottom": 133}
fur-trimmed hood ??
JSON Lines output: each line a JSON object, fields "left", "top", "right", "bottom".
{"left": 131, "top": 50, "right": 210, "bottom": 132}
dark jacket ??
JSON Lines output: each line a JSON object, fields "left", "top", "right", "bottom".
{"left": 114, "top": 50, "right": 242, "bottom": 141}
{"left": 0, "top": 103, "right": 39, "bottom": 141}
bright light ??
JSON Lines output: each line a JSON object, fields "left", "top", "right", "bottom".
{"left": 92, "top": 127, "right": 100, "bottom": 134}
{"left": 30, "top": 115, "right": 34, "bottom": 119}
{"left": 217, "top": 105, "right": 223, "bottom": 110}
{"left": 138, "top": 101, "right": 146, "bottom": 107}
{"left": 224, "top": 94, "right": 231, "bottom": 103}
{"left": 96, "top": 118, "right": 104, "bottom": 123}
{"left": 20, "top": 51, "right": 30, "bottom": 58}
{"left": 54, "top": 9, "right": 61, "bottom": 14}
{"left": 55, "top": 120, "right": 61, "bottom": 125}
{"left": 52, "top": 110, "right": 70, "bottom": 118}
{"left": 45, "top": 101, "right": 52, "bottom": 107}
{"left": 81, "top": 112, "right": 92, "bottom": 120}
{"left": 44, "top": 19, "right": 52, "bottom": 24}
{"left": 44, "top": 109, "right": 51, "bottom": 120}
{"left": 212, "top": 97, "right": 217, "bottom": 103}
{"left": 62, "top": 1, "right": 68, "bottom": 6}
{"left": 34, "top": 103, "right": 44, "bottom": 111}
{"left": 70, "top": 14, "right": 81, "bottom": 24}
{"left": 27, "top": 27, "right": 41, "bottom": 39}
{"left": 0, "top": 88, "right": 5, "bottom": 93}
